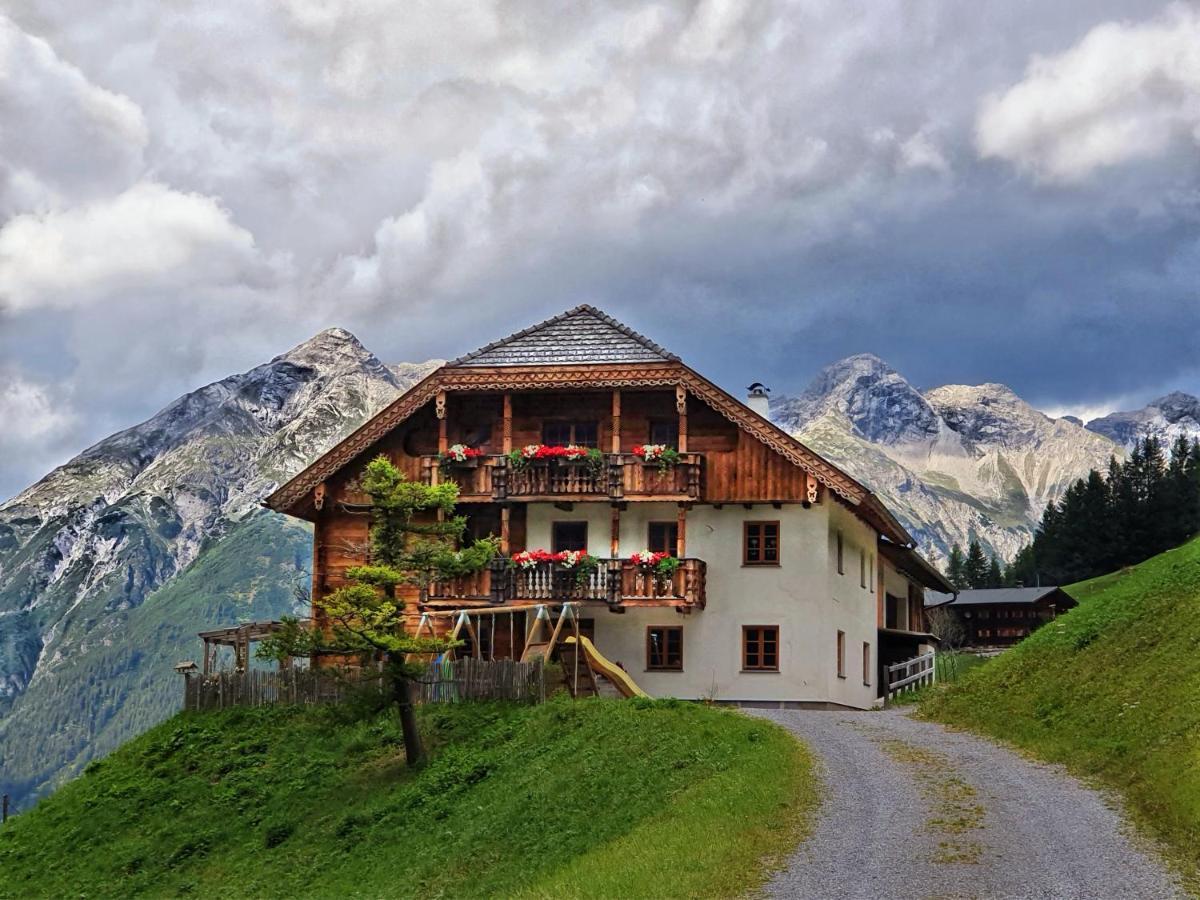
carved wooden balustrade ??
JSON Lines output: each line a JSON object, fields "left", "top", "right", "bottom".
{"left": 419, "top": 454, "right": 703, "bottom": 502}
{"left": 425, "top": 557, "right": 707, "bottom": 609}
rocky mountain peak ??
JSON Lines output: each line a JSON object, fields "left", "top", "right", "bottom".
{"left": 1086, "top": 390, "right": 1200, "bottom": 450}
{"left": 771, "top": 352, "right": 947, "bottom": 446}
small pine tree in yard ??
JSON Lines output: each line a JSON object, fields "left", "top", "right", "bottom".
{"left": 259, "top": 455, "right": 498, "bottom": 765}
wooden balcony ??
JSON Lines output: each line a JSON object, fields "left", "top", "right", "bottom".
{"left": 427, "top": 557, "right": 707, "bottom": 610}
{"left": 420, "top": 454, "right": 703, "bottom": 502}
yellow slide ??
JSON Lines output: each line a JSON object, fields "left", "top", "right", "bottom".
{"left": 563, "top": 636, "right": 648, "bottom": 698}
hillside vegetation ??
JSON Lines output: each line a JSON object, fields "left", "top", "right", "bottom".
{"left": 924, "top": 536, "right": 1200, "bottom": 886}
{"left": 0, "top": 513, "right": 310, "bottom": 810}
{"left": 0, "top": 698, "right": 814, "bottom": 899}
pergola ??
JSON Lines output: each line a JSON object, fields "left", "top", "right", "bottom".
{"left": 197, "top": 620, "right": 290, "bottom": 673}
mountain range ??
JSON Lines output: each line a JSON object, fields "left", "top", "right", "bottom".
{"left": 1, "top": 331, "right": 1196, "bottom": 807}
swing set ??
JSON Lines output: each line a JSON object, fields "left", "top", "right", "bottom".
{"left": 407, "top": 603, "right": 646, "bottom": 698}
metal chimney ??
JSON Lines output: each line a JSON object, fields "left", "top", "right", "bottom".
{"left": 746, "top": 383, "right": 771, "bottom": 419}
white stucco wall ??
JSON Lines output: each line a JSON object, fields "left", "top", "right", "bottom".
{"left": 524, "top": 498, "right": 881, "bottom": 708}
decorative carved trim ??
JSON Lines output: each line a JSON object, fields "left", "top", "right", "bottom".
{"left": 313, "top": 482, "right": 326, "bottom": 511}
{"left": 807, "top": 475, "right": 819, "bottom": 505}
{"left": 435, "top": 390, "right": 447, "bottom": 419}
{"left": 675, "top": 384, "right": 687, "bottom": 414}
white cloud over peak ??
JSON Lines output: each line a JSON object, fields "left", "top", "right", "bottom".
{"left": 0, "top": 181, "right": 272, "bottom": 312}
{"left": 976, "top": 3, "right": 1200, "bottom": 183}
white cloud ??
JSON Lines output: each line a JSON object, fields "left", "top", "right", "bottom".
{"left": 0, "top": 374, "right": 74, "bottom": 445}
{"left": 0, "top": 15, "right": 147, "bottom": 213}
{"left": 0, "top": 181, "right": 271, "bottom": 311}
{"left": 976, "top": 3, "right": 1200, "bottom": 183}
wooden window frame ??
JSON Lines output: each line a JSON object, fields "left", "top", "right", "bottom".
{"left": 647, "top": 521, "right": 679, "bottom": 556}
{"left": 551, "top": 520, "right": 589, "bottom": 553}
{"left": 542, "top": 421, "right": 599, "bottom": 448}
{"left": 862, "top": 641, "right": 871, "bottom": 686}
{"left": 836, "top": 629, "right": 846, "bottom": 679}
{"left": 743, "top": 520, "right": 781, "bottom": 567}
{"left": 742, "top": 625, "right": 780, "bottom": 672}
{"left": 648, "top": 419, "right": 680, "bottom": 447}
{"left": 645, "top": 625, "right": 683, "bottom": 671}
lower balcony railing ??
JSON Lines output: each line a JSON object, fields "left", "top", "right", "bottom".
{"left": 426, "top": 557, "right": 707, "bottom": 609}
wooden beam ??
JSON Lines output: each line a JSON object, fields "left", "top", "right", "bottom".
{"left": 500, "top": 506, "right": 511, "bottom": 555}
{"left": 676, "top": 504, "right": 687, "bottom": 557}
{"left": 676, "top": 385, "right": 688, "bottom": 452}
{"left": 611, "top": 506, "right": 621, "bottom": 557}
{"left": 502, "top": 393, "right": 513, "bottom": 454}
{"left": 611, "top": 390, "right": 621, "bottom": 453}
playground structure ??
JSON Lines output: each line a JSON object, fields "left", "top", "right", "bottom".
{"left": 409, "top": 602, "right": 646, "bottom": 699}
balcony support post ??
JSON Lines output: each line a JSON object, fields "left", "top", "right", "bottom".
{"left": 676, "top": 503, "right": 688, "bottom": 557}
{"left": 611, "top": 390, "right": 621, "bottom": 452}
{"left": 610, "top": 505, "right": 621, "bottom": 557}
{"left": 502, "top": 393, "right": 512, "bottom": 453}
{"left": 500, "top": 506, "right": 511, "bottom": 555}
{"left": 676, "top": 385, "right": 688, "bottom": 453}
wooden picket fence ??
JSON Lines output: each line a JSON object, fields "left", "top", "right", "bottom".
{"left": 183, "top": 658, "right": 545, "bottom": 712}
{"left": 885, "top": 651, "right": 936, "bottom": 703}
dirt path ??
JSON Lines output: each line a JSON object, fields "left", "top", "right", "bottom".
{"left": 752, "top": 707, "right": 1184, "bottom": 900}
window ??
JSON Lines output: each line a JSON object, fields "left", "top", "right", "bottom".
{"left": 837, "top": 630, "right": 846, "bottom": 679}
{"left": 742, "top": 626, "right": 779, "bottom": 671}
{"left": 869, "top": 553, "right": 874, "bottom": 585}
{"left": 836, "top": 531, "right": 844, "bottom": 574}
{"left": 542, "top": 421, "right": 598, "bottom": 447}
{"left": 649, "top": 420, "right": 679, "bottom": 447}
{"left": 743, "top": 521, "right": 780, "bottom": 565}
{"left": 859, "top": 549, "right": 866, "bottom": 588}
{"left": 862, "top": 642, "right": 871, "bottom": 686}
{"left": 551, "top": 521, "right": 588, "bottom": 553}
{"left": 646, "top": 626, "right": 683, "bottom": 670}
{"left": 648, "top": 521, "right": 679, "bottom": 555}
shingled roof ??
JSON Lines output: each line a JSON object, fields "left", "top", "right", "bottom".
{"left": 449, "top": 305, "right": 678, "bottom": 367}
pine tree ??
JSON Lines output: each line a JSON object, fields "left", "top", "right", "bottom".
{"left": 985, "top": 556, "right": 1003, "bottom": 588}
{"left": 259, "top": 455, "right": 499, "bottom": 765}
{"left": 946, "top": 544, "right": 967, "bottom": 591}
{"left": 964, "top": 540, "right": 989, "bottom": 589}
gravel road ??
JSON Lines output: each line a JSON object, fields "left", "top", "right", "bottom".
{"left": 751, "top": 707, "right": 1184, "bottom": 900}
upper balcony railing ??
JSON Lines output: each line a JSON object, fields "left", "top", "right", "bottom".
{"left": 420, "top": 453, "right": 702, "bottom": 502}
{"left": 426, "top": 557, "right": 707, "bottom": 609}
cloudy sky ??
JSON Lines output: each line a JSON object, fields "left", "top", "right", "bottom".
{"left": 2, "top": 0, "right": 1199, "bottom": 499}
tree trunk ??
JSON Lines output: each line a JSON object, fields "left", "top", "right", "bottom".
{"left": 390, "top": 665, "right": 425, "bottom": 766}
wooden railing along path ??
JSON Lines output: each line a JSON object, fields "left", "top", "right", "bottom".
{"left": 885, "top": 651, "right": 936, "bottom": 702}
{"left": 183, "top": 657, "right": 546, "bottom": 712}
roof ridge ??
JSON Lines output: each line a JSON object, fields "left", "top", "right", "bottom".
{"left": 448, "top": 305, "right": 679, "bottom": 366}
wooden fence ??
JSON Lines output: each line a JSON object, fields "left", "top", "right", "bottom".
{"left": 183, "top": 658, "right": 545, "bottom": 712}
{"left": 885, "top": 651, "right": 936, "bottom": 703}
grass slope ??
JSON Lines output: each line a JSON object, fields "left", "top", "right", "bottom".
{"left": 0, "top": 513, "right": 310, "bottom": 810}
{"left": 924, "top": 536, "right": 1200, "bottom": 887}
{"left": 0, "top": 698, "right": 815, "bottom": 899}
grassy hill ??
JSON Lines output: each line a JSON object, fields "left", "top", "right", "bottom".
{"left": 0, "top": 698, "right": 814, "bottom": 899}
{"left": 0, "top": 513, "right": 310, "bottom": 811}
{"left": 924, "top": 536, "right": 1200, "bottom": 887}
